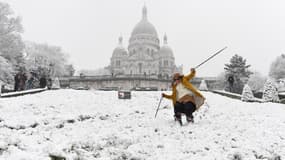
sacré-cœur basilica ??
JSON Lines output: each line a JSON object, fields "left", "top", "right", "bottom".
{"left": 63, "top": 5, "right": 215, "bottom": 91}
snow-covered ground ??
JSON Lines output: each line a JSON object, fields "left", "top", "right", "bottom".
{"left": 0, "top": 89, "right": 284, "bottom": 160}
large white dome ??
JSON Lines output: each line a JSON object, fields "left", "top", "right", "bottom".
{"left": 131, "top": 5, "right": 158, "bottom": 37}
{"left": 131, "top": 20, "right": 158, "bottom": 37}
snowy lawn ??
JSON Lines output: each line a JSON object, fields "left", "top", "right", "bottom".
{"left": 0, "top": 89, "right": 284, "bottom": 160}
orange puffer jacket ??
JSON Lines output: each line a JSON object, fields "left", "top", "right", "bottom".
{"left": 163, "top": 70, "right": 205, "bottom": 110}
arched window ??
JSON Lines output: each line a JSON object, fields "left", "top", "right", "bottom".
{"left": 164, "top": 60, "right": 168, "bottom": 66}
{"left": 165, "top": 74, "right": 169, "bottom": 79}
{"left": 139, "top": 63, "right": 142, "bottom": 73}
{"left": 116, "top": 60, "right": 120, "bottom": 66}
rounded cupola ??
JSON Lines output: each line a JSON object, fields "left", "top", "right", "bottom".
{"left": 159, "top": 34, "right": 174, "bottom": 58}
{"left": 112, "top": 36, "right": 128, "bottom": 58}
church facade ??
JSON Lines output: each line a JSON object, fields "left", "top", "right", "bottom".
{"left": 59, "top": 6, "right": 213, "bottom": 91}
{"left": 109, "top": 5, "right": 182, "bottom": 79}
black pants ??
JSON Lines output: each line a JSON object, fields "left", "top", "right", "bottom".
{"left": 174, "top": 102, "right": 196, "bottom": 120}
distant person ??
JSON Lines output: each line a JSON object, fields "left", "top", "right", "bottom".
{"left": 47, "top": 77, "right": 52, "bottom": 89}
{"left": 26, "top": 72, "right": 35, "bottom": 90}
{"left": 18, "top": 73, "right": 27, "bottom": 91}
{"left": 39, "top": 76, "right": 47, "bottom": 88}
{"left": 228, "top": 75, "right": 234, "bottom": 92}
{"left": 14, "top": 73, "right": 20, "bottom": 91}
{"left": 162, "top": 68, "right": 205, "bottom": 126}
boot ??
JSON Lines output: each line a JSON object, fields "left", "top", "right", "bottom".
{"left": 186, "top": 116, "right": 194, "bottom": 123}
{"left": 178, "top": 119, "right": 183, "bottom": 126}
{"left": 174, "top": 115, "right": 183, "bottom": 126}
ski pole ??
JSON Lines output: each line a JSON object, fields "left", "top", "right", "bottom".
{"left": 154, "top": 96, "right": 163, "bottom": 118}
{"left": 194, "top": 46, "right": 227, "bottom": 69}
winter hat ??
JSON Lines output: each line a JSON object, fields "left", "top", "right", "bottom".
{"left": 172, "top": 73, "right": 183, "bottom": 80}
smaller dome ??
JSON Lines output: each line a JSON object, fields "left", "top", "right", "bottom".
{"left": 160, "top": 45, "right": 174, "bottom": 57}
{"left": 159, "top": 34, "right": 173, "bottom": 57}
{"left": 112, "top": 36, "right": 128, "bottom": 58}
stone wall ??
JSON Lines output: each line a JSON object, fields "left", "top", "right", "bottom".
{"left": 59, "top": 75, "right": 218, "bottom": 91}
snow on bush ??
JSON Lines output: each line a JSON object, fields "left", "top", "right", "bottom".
{"left": 247, "top": 71, "right": 266, "bottom": 93}
{"left": 51, "top": 77, "right": 60, "bottom": 89}
{"left": 262, "top": 79, "right": 280, "bottom": 102}
{"left": 241, "top": 84, "right": 254, "bottom": 102}
{"left": 199, "top": 79, "right": 208, "bottom": 91}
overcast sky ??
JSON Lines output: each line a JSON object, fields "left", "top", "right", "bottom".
{"left": 4, "top": 0, "right": 285, "bottom": 77}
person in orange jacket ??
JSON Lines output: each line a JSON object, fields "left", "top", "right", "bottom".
{"left": 162, "top": 68, "right": 205, "bottom": 126}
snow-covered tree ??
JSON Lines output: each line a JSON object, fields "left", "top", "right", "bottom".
{"left": 241, "top": 84, "right": 254, "bottom": 102}
{"left": 277, "top": 79, "right": 285, "bottom": 92}
{"left": 199, "top": 79, "right": 208, "bottom": 91}
{"left": 224, "top": 54, "right": 252, "bottom": 94}
{"left": 0, "top": 56, "right": 14, "bottom": 84}
{"left": 212, "top": 72, "right": 227, "bottom": 90}
{"left": 24, "top": 42, "right": 74, "bottom": 78}
{"left": 247, "top": 71, "right": 267, "bottom": 93}
{"left": 0, "top": 2, "right": 25, "bottom": 72}
{"left": 269, "top": 54, "right": 285, "bottom": 80}
{"left": 64, "top": 64, "right": 75, "bottom": 76}
{"left": 262, "top": 79, "right": 280, "bottom": 102}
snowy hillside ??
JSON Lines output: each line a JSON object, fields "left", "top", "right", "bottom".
{"left": 0, "top": 89, "right": 284, "bottom": 160}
